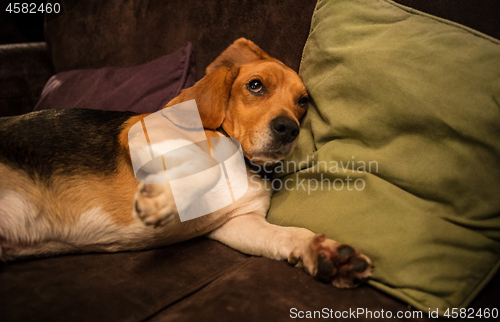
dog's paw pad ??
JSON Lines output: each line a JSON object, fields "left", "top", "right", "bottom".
{"left": 337, "top": 245, "right": 355, "bottom": 261}
{"left": 316, "top": 253, "right": 337, "bottom": 283}
{"left": 312, "top": 235, "right": 372, "bottom": 288}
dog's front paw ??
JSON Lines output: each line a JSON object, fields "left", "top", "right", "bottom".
{"left": 134, "top": 182, "right": 178, "bottom": 227}
{"left": 290, "top": 234, "right": 372, "bottom": 288}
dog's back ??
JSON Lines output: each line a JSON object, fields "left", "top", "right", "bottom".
{"left": 0, "top": 109, "right": 135, "bottom": 180}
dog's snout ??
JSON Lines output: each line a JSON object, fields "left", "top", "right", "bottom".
{"left": 271, "top": 116, "right": 299, "bottom": 144}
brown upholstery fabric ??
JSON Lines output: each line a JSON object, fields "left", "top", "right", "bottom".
{"left": 150, "top": 257, "right": 500, "bottom": 322}
{"left": 0, "top": 42, "right": 53, "bottom": 116}
{"left": 43, "top": 0, "right": 499, "bottom": 82}
{"left": 1, "top": 238, "right": 499, "bottom": 322}
{"left": 44, "top": 0, "right": 318, "bottom": 80}
{"left": 0, "top": 238, "right": 248, "bottom": 322}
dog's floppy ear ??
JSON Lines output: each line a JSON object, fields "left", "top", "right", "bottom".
{"left": 206, "top": 38, "right": 272, "bottom": 74}
{"left": 165, "top": 66, "right": 239, "bottom": 130}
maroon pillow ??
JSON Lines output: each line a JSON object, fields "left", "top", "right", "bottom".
{"left": 34, "top": 43, "right": 196, "bottom": 114}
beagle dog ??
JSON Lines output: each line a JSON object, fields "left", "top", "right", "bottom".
{"left": 0, "top": 38, "right": 371, "bottom": 288}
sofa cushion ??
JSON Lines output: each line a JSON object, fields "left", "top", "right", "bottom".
{"left": 150, "top": 257, "right": 500, "bottom": 322}
{"left": 0, "top": 238, "right": 248, "bottom": 322}
{"left": 34, "top": 43, "right": 195, "bottom": 114}
{"left": 267, "top": 0, "right": 500, "bottom": 313}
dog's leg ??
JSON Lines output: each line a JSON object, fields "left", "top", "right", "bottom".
{"left": 1, "top": 241, "right": 80, "bottom": 261}
{"left": 133, "top": 138, "right": 222, "bottom": 226}
{"left": 134, "top": 182, "right": 178, "bottom": 226}
{"left": 208, "top": 214, "right": 372, "bottom": 288}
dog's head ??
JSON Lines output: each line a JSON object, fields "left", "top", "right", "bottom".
{"left": 166, "top": 38, "right": 308, "bottom": 164}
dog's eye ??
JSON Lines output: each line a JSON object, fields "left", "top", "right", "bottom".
{"left": 248, "top": 80, "right": 262, "bottom": 92}
{"left": 298, "top": 96, "right": 309, "bottom": 107}
{"left": 246, "top": 79, "right": 265, "bottom": 95}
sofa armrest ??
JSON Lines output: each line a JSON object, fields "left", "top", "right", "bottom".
{"left": 0, "top": 42, "right": 54, "bottom": 117}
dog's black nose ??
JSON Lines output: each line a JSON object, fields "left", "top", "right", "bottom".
{"left": 271, "top": 116, "right": 299, "bottom": 144}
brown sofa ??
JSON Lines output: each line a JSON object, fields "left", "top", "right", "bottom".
{"left": 1, "top": 1, "right": 499, "bottom": 321}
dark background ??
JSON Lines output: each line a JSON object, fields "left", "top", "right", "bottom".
{"left": 0, "top": 0, "right": 45, "bottom": 43}
{"left": 1, "top": 0, "right": 499, "bottom": 45}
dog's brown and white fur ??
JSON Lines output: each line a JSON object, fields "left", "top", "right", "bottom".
{"left": 0, "top": 39, "right": 371, "bottom": 288}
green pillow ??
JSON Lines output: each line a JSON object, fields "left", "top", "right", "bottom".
{"left": 267, "top": 0, "right": 500, "bottom": 313}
